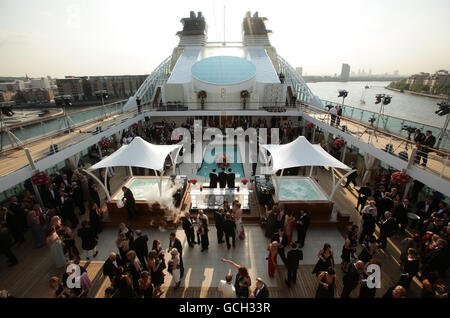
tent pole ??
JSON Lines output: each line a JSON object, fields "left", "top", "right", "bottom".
{"left": 331, "top": 167, "right": 335, "bottom": 192}
{"left": 309, "top": 166, "right": 313, "bottom": 177}
{"left": 159, "top": 170, "right": 163, "bottom": 197}
{"left": 330, "top": 169, "right": 357, "bottom": 200}
{"left": 104, "top": 169, "right": 108, "bottom": 193}
{"left": 128, "top": 166, "right": 133, "bottom": 177}
{"left": 82, "top": 169, "right": 111, "bottom": 200}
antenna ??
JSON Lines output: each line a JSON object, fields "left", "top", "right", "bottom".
{"left": 223, "top": 5, "right": 225, "bottom": 43}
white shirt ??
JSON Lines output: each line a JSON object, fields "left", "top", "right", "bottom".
{"left": 218, "top": 280, "right": 236, "bottom": 298}
{"left": 329, "top": 107, "right": 337, "bottom": 115}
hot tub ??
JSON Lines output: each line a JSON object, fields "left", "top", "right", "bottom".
{"left": 107, "top": 176, "right": 187, "bottom": 224}
{"left": 273, "top": 176, "right": 333, "bottom": 220}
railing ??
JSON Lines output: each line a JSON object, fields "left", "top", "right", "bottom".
{"left": 321, "top": 99, "right": 450, "bottom": 151}
{"left": 299, "top": 103, "right": 450, "bottom": 181}
{"left": 0, "top": 101, "right": 126, "bottom": 150}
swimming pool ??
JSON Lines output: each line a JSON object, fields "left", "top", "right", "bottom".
{"left": 278, "top": 178, "right": 328, "bottom": 201}
{"left": 197, "top": 145, "right": 244, "bottom": 179}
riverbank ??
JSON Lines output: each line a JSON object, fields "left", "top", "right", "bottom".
{"left": 386, "top": 86, "right": 449, "bottom": 100}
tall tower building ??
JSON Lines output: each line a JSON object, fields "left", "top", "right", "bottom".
{"left": 340, "top": 63, "right": 350, "bottom": 81}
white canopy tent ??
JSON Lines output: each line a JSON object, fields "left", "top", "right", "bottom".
{"left": 85, "top": 137, "right": 182, "bottom": 198}
{"left": 260, "top": 136, "right": 354, "bottom": 200}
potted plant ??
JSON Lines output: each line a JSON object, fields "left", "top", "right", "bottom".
{"left": 197, "top": 90, "right": 207, "bottom": 110}
{"left": 240, "top": 90, "right": 249, "bottom": 110}
{"left": 241, "top": 178, "right": 249, "bottom": 186}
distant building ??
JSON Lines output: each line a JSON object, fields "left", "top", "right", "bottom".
{"left": 393, "top": 70, "right": 399, "bottom": 76}
{"left": 0, "top": 91, "right": 16, "bottom": 103}
{"left": 56, "top": 77, "right": 85, "bottom": 100}
{"left": 296, "top": 67, "right": 303, "bottom": 76}
{"left": 55, "top": 75, "right": 147, "bottom": 100}
{"left": 340, "top": 63, "right": 350, "bottom": 81}
{"left": 0, "top": 80, "right": 26, "bottom": 92}
{"left": 30, "top": 77, "right": 50, "bottom": 90}
{"left": 22, "top": 88, "right": 54, "bottom": 103}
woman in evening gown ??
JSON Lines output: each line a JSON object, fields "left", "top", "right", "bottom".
{"left": 312, "top": 243, "right": 335, "bottom": 276}
{"left": 267, "top": 241, "right": 278, "bottom": 278}
{"left": 315, "top": 267, "right": 336, "bottom": 298}
{"left": 47, "top": 227, "right": 66, "bottom": 268}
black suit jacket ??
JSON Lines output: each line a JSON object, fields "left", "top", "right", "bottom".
{"left": 182, "top": 217, "right": 194, "bottom": 232}
{"left": 343, "top": 263, "right": 360, "bottom": 289}
{"left": 286, "top": 248, "right": 302, "bottom": 269}
{"left": 422, "top": 135, "right": 436, "bottom": 152}
{"left": 123, "top": 189, "right": 136, "bottom": 206}
{"left": 223, "top": 219, "right": 236, "bottom": 235}
{"left": 134, "top": 235, "right": 149, "bottom": 258}
{"left": 394, "top": 204, "right": 411, "bottom": 221}
{"left": 272, "top": 233, "right": 289, "bottom": 249}
{"left": 169, "top": 238, "right": 183, "bottom": 255}
{"left": 226, "top": 173, "right": 235, "bottom": 188}
{"left": 380, "top": 217, "right": 397, "bottom": 237}
{"left": 102, "top": 255, "right": 122, "bottom": 279}
{"left": 214, "top": 211, "right": 225, "bottom": 228}
{"left": 209, "top": 173, "right": 218, "bottom": 188}
{"left": 254, "top": 285, "right": 269, "bottom": 298}
{"left": 298, "top": 214, "right": 310, "bottom": 230}
{"left": 218, "top": 172, "right": 227, "bottom": 188}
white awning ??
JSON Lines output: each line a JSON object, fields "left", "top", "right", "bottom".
{"left": 260, "top": 136, "right": 350, "bottom": 172}
{"left": 88, "top": 137, "right": 182, "bottom": 172}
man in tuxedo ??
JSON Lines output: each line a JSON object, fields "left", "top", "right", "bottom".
{"left": 209, "top": 169, "right": 218, "bottom": 188}
{"left": 341, "top": 261, "right": 364, "bottom": 298}
{"left": 168, "top": 232, "right": 184, "bottom": 278}
{"left": 374, "top": 185, "right": 386, "bottom": 204}
{"left": 377, "top": 212, "right": 397, "bottom": 249}
{"left": 376, "top": 193, "right": 394, "bottom": 222}
{"left": 223, "top": 213, "right": 236, "bottom": 249}
{"left": 9, "top": 197, "right": 27, "bottom": 233}
{"left": 182, "top": 212, "right": 196, "bottom": 247}
{"left": 251, "top": 278, "right": 269, "bottom": 298}
{"left": 393, "top": 199, "right": 411, "bottom": 233}
{"left": 356, "top": 183, "right": 372, "bottom": 212}
{"left": 344, "top": 162, "right": 358, "bottom": 188}
{"left": 285, "top": 242, "right": 302, "bottom": 288}
{"left": 0, "top": 207, "right": 24, "bottom": 245}
{"left": 272, "top": 228, "right": 288, "bottom": 265}
{"left": 218, "top": 168, "right": 227, "bottom": 189}
{"left": 413, "top": 129, "right": 426, "bottom": 164}
{"left": 226, "top": 168, "right": 235, "bottom": 188}
{"left": 0, "top": 222, "right": 18, "bottom": 267}
{"left": 214, "top": 209, "right": 225, "bottom": 244}
{"left": 122, "top": 186, "right": 138, "bottom": 220}
{"left": 102, "top": 252, "right": 121, "bottom": 281}
{"left": 134, "top": 230, "right": 149, "bottom": 269}
{"left": 60, "top": 191, "right": 78, "bottom": 229}
{"left": 295, "top": 210, "right": 310, "bottom": 248}
{"left": 419, "top": 130, "right": 436, "bottom": 167}
{"left": 416, "top": 198, "right": 433, "bottom": 231}
{"left": 70, "top": 181, "right": 85, "bottom": 215}
{"left": 43, "top": 183, "right": 59, "bottom": 209}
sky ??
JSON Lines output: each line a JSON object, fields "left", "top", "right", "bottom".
{"left": 0, "top": 0, "right": 449, "bottom": 78}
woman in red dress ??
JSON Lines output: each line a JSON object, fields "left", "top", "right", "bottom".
{"left": 267, "top": 242, "right": 278, "bottom": 278}
{"left": 284, "top": 211, "right": 296, "bottom": 244}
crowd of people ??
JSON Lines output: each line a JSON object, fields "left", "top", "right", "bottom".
{"left": 1, "top": 117, "right": 448, "bottom": 300}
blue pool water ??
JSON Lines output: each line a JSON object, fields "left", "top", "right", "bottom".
{"left": 197, "top": 145, "right": 245, "bottom": 179}
{"left": 191, "top": 56, "right": 256, "bottom": 84}
{"left": 279, "top": 178, "right": 328, "bottom": 201}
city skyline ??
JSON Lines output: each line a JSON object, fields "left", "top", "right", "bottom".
{"left": 0, "top": 0, "right": 449, "bottom": 78}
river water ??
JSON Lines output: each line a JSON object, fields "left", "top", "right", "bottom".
{"left": 307, "top": 81, "right": 446, "bottom": 128}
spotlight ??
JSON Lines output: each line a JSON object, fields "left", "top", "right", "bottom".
{"left": 436, "top": 101, "right": 449, "bottom": 116}
{"left": 338, "top": 90, "right": 348, "bottom": 98}
{"left": 382, "top": 96, "right": 392, "bottom": 105}
{"left": 1, "top": 107, "right": 14, "bottom": 117}
{"left": 375, "top": 94, "right": 384, "bottom": 104}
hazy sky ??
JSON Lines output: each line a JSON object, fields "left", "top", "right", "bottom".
{"left": 0, "top": 0, "right": 449, "bottom": 78}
